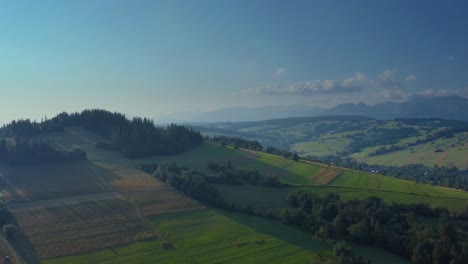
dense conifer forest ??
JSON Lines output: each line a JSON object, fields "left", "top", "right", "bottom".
{"left": 0, "top": 109, "right": 203, "bottom": 159}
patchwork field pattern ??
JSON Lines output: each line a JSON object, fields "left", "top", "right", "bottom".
{"left": 3, "top": 127, "right": 466, "bottom": 263}
{"left": 11, "top": 198, "right": 156, "bottom": 259}
{"left": 41, "top": 128, "right": 205, "bottom": 217}
{"left": 43, "top": 209, "right": 332, "bottom": 264}
{"left": 353, "top": 133, "right": 468, "bottom": 169}
{"left": 0, "top": 161, "right": 115, "bottom": 202}
{"left": 309, "top": 168, "right": 342, "bottom": 184}
{"left": 107, "top": 167, "right": 204, "bottom": 217}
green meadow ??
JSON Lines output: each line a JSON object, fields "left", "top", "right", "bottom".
{"left": 30, "top": 127, "right": 467, "bottom": 264}
{"left": 43, "top": 209, "right": 332, "bottom": 264}
{"left": 353, "top": 132, "right": 468, "bottom": 169}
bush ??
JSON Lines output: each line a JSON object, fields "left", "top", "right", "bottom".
{"left": 3, "top": 224, "right": 16, "bottom": 239}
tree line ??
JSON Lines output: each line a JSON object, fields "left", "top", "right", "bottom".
{"left": 139, "top": 162, "right": 406, "bottom": 263}
{"left": 308, "top": 155, "right": 468, "bottom": 191}
{"left": 0, "top": 138, "right": 86, "bottom": 165}
{"left": 206, "top": 161, "right": 284, "bottom": 188}
{"left": 139, "top": 162, "right": 221, "bottom": 205}
{"left": 367, "top": 128, "right": 468, "bottom": 157}
{"left": 206, "top": 135, "right": 263, "bottom": 150}
{"left": 138, "top": 161, "right": 284, "bottom": 191}
{"left": 282, "top": 190, "right": 468, "bottom": 264}
{"left": 207, "top": 132, "right": 467, "bottom": 190}
{"left": 206, "top": 136, "right": 300, "bottom": 161}
{"left": 1, "top": 109, "right": 204, "bottom": 159}
{"left": 0, "top": 203, "right": 17, "bottom": 240}
{"left": 341, "top": 127, "right": 420, "bottom": 155}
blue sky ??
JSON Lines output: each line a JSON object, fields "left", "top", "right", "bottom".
{"left": 1, "top": 0, "right": 467, "bottom": 124}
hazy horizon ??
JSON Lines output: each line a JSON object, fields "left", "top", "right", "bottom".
{"left": 1, "top": 0, "right": 468, "bottom": 125}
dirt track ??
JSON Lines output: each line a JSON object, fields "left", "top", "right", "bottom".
{"left": 7, "top": 191, "right": 123, "bottom": 210}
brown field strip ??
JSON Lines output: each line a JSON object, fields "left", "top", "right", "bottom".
{"left": 1, "top": 128, "right": 207, "bottom": 261}
{"left": 6, "top": 191, "right": 122, "bottom": 210}
{"left": 0, "top": 161, "right": 115, "bottom": 203}
{"left": 310, "top": 169, "right": 342, "bottom": 184}
{"left": 241, "top": 148, "right": 261, "bottom": 158}
{"left": 53, "top": 128, "right": 206, "bottom": 216}
{"left": 10, "top": 199, "right": 156, "bottom": 259}
{"left": 107, "top": 167, "right": 204, "bottom": 216}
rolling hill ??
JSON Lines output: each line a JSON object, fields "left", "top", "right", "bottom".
{"left": 155, "top": 95, "right": 468, "bottom": 123}
{"left": 0, "top": 122, "right": 467, "bottom": 263}
{"left": 197, "top": 116, "right": 468, "bottom": 170}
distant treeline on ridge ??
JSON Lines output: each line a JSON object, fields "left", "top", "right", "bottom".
{"left": 0, "top": 109, "right": 203, "bottom": 159}
{"left": 0, "top": 138, "right": 86, "bottom": 165}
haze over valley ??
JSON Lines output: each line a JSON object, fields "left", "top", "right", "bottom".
{"left": 1, "top": 1, "right": 467, "bottom": 264}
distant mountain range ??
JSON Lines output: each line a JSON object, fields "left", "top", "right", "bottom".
{"left": 154, "top": 95, "right": 468, "bottom": 123}
{"left": 325, "top": 96, "right": 468, "bottom": 121}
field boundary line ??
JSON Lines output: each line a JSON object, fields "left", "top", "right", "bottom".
{"left": 295, "top": 185, "right": 468, "bottom": 201}
{"left": 7, "top": 191, "right": 123, "bottom": 210}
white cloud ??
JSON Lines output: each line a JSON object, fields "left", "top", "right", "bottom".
{"left": 377, "top": 69, "right": 396, "bottom": 81}
{"left": 382, "top": 89, "right": 409, "bottom": 101}
{"left": 405, "top": 74, "right": 416, "bottom": 81}
{"left": 415, "top": 88, "right": 468, "bottom": 97}
{"left": 254, "top": 72, "right": 369, "bottom": 95}
{"left": 274, "top": 67, "right": 286, "bottom": 76}
{"left": 249, "top": 69, "right": 425, "bottom": 97}
{"left": 447, "top": 55, "right": 455, "bottom": 61}
{"left": 376, "top": 69, "right": 403, "bottom": 88}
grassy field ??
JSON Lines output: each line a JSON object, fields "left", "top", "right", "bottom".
{"left": 0, "top": 161, "right": 115, "bottom": 202}
{"left": 43, "top": 209, "right": 332, "bottom": 264}
{"left": 292, "top": 133, "right": 353, "bottom": 156}
{"left": 216, "top": 183, "right": 468, "bottom": 215}
{"left": 5, "top": 126, "right": 465, "bottom": 263}
{"left": 16, "top": 128, "right": 334, "bottom": 263}
{"left": 56, "top": 127, "right": 468, "bottom": 212}
{"left": 11, "top": 198, "right": 156, "bottom": 259}
{"left": 353, "top": 132, "right": 468, "bottom": 169}
{"left": 40, "top": 127, "right": 204, "bottom": 217}
{"left": 0, "top": 128, "right": 204, "bottom": 262}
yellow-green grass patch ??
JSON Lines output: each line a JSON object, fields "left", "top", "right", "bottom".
{"left": 11, "top": 199, "right": 156, "bottom": 259}
{"left": 310, "top": 169, "right": 342, "bottom": 185}
{"left": 43, "top": 209, "right": 332, "bottom": 264}
{"left": 353, "top": 132, "right": 468, "bottom": 169}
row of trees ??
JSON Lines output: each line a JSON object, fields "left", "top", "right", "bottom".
{"left": 0, "top": 203, "right": 17, "bottom": 240}
{"left": 308, "top": 155, "right": 468, "bottom": 191}
{"left": 343, "top": 127, "right": 420, "bottom": 154}
{"left": 138, "top": 162, "right": 376, "bottom": 263}
{"left": 206, "top": 136, "right": 299, "bottom": 162}
{"left": 146, "top": 162, "right": 220, "bottom": 204}
{"left": 0, "top": 117, "right": 64, "bottom": 138}
{"left": 63, "top": 110, "right": 204, "bottom": 158}
{"left": 282, "top": 190, "right": 468, "bottom": 264}
{"left": 206, "top": 135, "right": 263, "bottom": 151}
{"left": 1, "top": 110, "right": 204, "bottom": 159}
{"left": 367, "top": 128, "right": 468, "bottom": 157}
{"left": 206, "top": 161, "right": 284, "bottom": 188}
{"left": 0, "top": 138, "right": 86, "bottom": 165}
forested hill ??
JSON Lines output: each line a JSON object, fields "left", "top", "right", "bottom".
{"left": 0, "top": 109, "right": 203, "bottom": 159}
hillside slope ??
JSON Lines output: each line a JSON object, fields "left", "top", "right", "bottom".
{"left": 198, "top": 117, "right": 468, "bottom": 169}
{"left": 1, "top": 127, "right": 333, "bottom": 263}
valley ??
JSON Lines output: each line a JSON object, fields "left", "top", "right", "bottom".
{"left": 0, "top": 123, "right": 466, "bottom": 263}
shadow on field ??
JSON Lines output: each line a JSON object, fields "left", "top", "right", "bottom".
{"left": 216, "top": 209, "right": 328, "bottom": 253}
{"left": 7, "top": 213, "right": 40, "bottom": 264}
{"left": 1, "top": 160, "right": 122, "bottom": 202}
